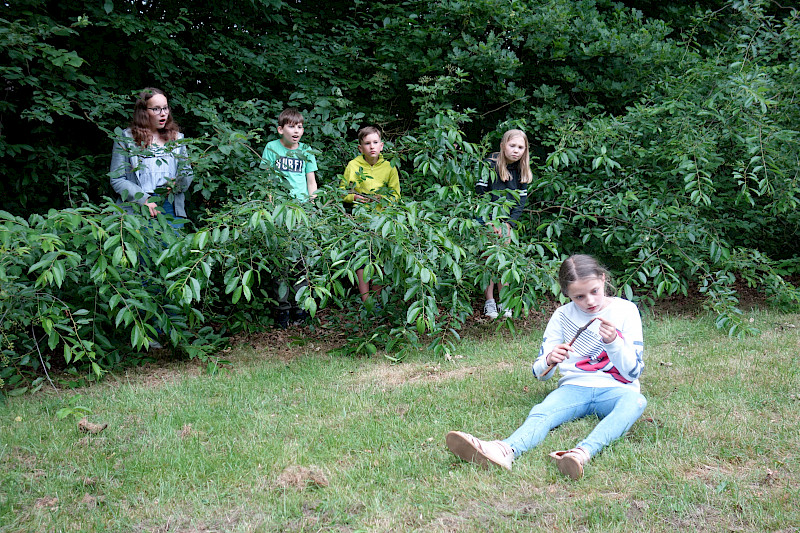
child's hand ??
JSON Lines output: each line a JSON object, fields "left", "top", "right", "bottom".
{"left": 490, "top": 222, "right": 512, "bottom": 239}
{"left": 546, "top": 343, "right": 575, "bottom": 366}
{"left": 596, "top": 317, "right": 618, "bottom": 343}
{"left": 145, "top": 201, "right": 160, "bottom": 217}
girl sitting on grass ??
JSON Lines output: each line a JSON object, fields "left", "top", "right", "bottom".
{"left": 447, "top": 254, "right": 646, "bottom": 479}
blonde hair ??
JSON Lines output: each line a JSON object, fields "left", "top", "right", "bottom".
{"left": 492, "top": 129, "right": 532, "bottom": 184}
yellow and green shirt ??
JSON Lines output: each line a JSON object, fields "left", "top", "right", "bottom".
{"left": 340, "top": 154, "right": 400, "bottom": 203}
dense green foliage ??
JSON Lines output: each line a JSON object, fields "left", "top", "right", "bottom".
{"left": 1, "top": 0, "right": 799, "bottom": 392}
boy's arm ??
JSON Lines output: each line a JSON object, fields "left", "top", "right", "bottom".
{"left": 388, "top": 166, "right": 400, "bottom": 200}
{"left": 259, "top": 144, "right": 275, "bottom": 170}
{"left": 341, "top": 161, "right": 357, "bottom": 203}
{"left": 306, "top": 172, "right": 318, "bottom": 197}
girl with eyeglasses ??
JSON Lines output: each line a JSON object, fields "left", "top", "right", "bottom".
{"left": 109, "top": 87, "right": 193, "bottom": 224}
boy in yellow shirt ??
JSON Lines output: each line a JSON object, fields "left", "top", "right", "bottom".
{"left": 341, "top": 126, "right": 400, "bottom": 302}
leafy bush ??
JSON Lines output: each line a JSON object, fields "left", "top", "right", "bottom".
{"left": 1, "top": 1, "right": 799, "bottom": 393}
{"left": 524, "top": 1, "right": 800, "bottom": 334}
{"left": 0, "top": 203, "right": 225, "bottom": 394}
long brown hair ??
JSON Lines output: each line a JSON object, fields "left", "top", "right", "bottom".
{"left": 130, "top": 87, "right": 180, "bottom": 147}
{"left": 492, "top": 129, "right": 532, "bottom": 184}
{"left": 558, "top": 254, "right": 615, "bottom": 297}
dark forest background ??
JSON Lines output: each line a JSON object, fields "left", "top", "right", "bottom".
{"left": 1, "top": 0, "right": 798, "bottom": 391}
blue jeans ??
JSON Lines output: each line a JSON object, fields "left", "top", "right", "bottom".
{"left": 161, "top": 199, "right": 186, "bottom": 230}
{"left": 503, "top": 385, "right": 647, "bottom": 458}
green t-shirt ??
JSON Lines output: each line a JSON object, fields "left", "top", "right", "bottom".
{"left": 259, "top": 139, "right": 318, "bottom": 199}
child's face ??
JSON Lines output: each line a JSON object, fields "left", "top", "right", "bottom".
{"left": 146, "top": 93, "right": 169, "bottom": 132}
{"left": 566, "top": 276, "right": 607, "bottom": 314}
{"left": 277, "top": 121, "right": 304, "bottom": 148}
{"left": 358, "top": 133, "right": 383, "bottom": 163}
{"left": 502, "top": 135, "right": 526, "bottom": 162}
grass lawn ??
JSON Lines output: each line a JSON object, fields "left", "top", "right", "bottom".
{"left": 1, "top": 309, "right": 799, "bottom": 532}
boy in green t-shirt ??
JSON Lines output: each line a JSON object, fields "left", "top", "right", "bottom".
{"left": 259, "top": 107, "right": 318, "bottom": 199}
{"left": 259, "top": 107, "right": 318, "bottom": 327}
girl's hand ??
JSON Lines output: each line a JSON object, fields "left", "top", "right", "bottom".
{"left": 596, "top": 317, "right": 618, "bottom": 343}
{"left": 491, "top": 222, "right": 512, "bottom": 241}
{"left": 145, "top": 202, "right": 160, "bottom": 217}
{"left": 546, "top": 343, "right": 574, "bottom": 366}
{"left": 353, "top": 194, "right": 372, "bottom": 203}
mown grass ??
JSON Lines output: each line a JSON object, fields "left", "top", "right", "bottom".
{"left": 1, "top": 310, "right": 799, "bottom": 532}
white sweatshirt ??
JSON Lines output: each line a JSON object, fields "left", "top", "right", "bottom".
{"left": 532, "top": 297, "right": 644, "bottom": 392}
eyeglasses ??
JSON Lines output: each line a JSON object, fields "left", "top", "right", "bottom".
{"left": 147, "top": 106, "right": 170, "bottom": 115}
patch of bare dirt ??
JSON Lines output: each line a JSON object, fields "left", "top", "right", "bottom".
{"left": 425, "top": 492, "right": 561, "bottom": 532}
{"left": 627, "top": 498, "right": 650, "bottom": 521}
{"left": 116, "top": 358, "right": 205, "bottom": 389}
{"left": 133, "top": 504, "right": 280, "bottom": 533}
{"left": 229, "top": 303, "right": 552, "bottom": 364}
{"left": 348, "top": 360, "right": 517, "bottom": 390}
{"left": 231, "top": 327, "right": 337, "bottom": 362}
{"left": 279, "top": 500, "right": 357, "bottom": 533}
{"left": 682, "top": 459, "right": 798, "bottom": 499}
{"left": 178, "top": 423, "right": 193, "bottom": 439}
{"left": 78, "top": 417, "right": 108, "bottom": 434}
{"left": 663, "top": 503, "right": 734, "bottom": 532}
{"left": 226, "top": 286, "right": 755, "bottom": 367}
{"left": 80, "top": 493, "right": 100, "bottom": 510}
{"left": 34, "top": 496, "right": 58, "bottom": 509}
{"left": 275, "top": 465, "right": 329, "bottom": 490}
{"left": 649, "top": 280, "right": 773, "bottom": 318}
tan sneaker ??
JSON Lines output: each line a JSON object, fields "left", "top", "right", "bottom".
{"left": 549, "top": 447, "right": 590, "bottom": 480}
{"left": 446, "top": 431, "right": 514, "bottom": 471}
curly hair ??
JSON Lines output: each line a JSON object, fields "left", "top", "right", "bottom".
{"left": 130, "top": 87, "right": 180, "bottom": 147}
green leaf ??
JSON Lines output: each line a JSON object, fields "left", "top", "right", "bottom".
{"left": 624, "top": 284, "right": 633, "bottom": 301}
{"left": 406, "top": 302, "right": 422, "bottom": 324}
{"left": 304, "top": 296, "right": 317, "bottom": 317}
{"left": 420, "top": 268, "right": 431, "bottom": 284}
{"left": 190, "top": 277, "right": 202, "bottom": 301}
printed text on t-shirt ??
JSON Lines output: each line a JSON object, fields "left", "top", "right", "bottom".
{"left": 276, "top": 156, "right": 305, "bottom": 173}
